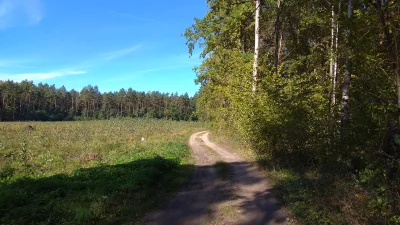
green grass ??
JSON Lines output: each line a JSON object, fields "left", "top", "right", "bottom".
{"left": 266, "top": 167, "right": 356, "bottom": 225}
{"left": 208, "top": 131, "right": 368, "bottom": 225}
{"left": 0, "top": 119, "right": 205, "bottom": 224}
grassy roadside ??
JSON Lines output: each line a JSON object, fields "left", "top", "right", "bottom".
{"left": 0, "top": 119, "right": 205, "bottom": 224}
{"left": 208, "top": 131, "right": 368, "bottom": 225}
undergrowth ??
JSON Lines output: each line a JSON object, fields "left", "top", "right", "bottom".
{"left": 209, "top": 131, "right": 398, "bottom": 225}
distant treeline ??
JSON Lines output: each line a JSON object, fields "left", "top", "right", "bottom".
{"left": 0, "top": 80, "right": 198, "bottom": 121}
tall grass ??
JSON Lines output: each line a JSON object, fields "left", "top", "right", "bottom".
{"left": 0, "top": 119, "right": 205, "bottom": 224}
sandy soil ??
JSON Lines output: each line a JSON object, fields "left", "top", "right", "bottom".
{"left": 141, "top": 131, "right": 287, "bottom": 225}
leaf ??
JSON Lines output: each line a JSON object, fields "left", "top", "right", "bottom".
{"left": 394, "top": 134, "right": 400, "bottom": 146}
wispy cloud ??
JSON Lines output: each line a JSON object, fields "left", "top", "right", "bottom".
{"left": 0, "top": 0, "right": 44, "bottom": 29}
{"left": 0, "top": 61, "right": 36, "bottom": 69}
{"left": 100, "top": 45, "right": 141, "bottom": 61}
{"left": 115, "top": 12, "right": 165, "bottom": 25}
{"left": 0, "top": 0, "right": 44, "bottom": 30}
{"left": 105, "top": 66, "right": 188, "bottom": 82}
{"left": 58, "top": 44, "right": 142, "bottom": 71}
{"left": 0, "top": 70, "right": 85, "bottom": 82}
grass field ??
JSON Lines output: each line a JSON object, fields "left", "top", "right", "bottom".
{"left": 0, "top": 119, "right": 205, "bottom": 224}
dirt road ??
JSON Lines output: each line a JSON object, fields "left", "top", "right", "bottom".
{"left": 141, "top": 131, "right": 287, "bottom": 225}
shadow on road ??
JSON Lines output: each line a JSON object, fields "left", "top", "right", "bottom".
{"left": 1, "top": 157, "right": 286, "bottom": 225}
{"left": 144, "top": 161, "right": 287, "bottom": 225}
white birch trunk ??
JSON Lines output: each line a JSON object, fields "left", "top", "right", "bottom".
{"left": 252, "top": 0, "right": 261, "bottom": 93}
{"left": 332, "top": 18, "right": 339, "bottom": 107}
{"left": 340, "top": 0, "right": 352, "bottom": 130}
{"left": 329, "top": 5, "right": 335, "bottom": 83}
{"left": 331, "top": 1, "right": 341, "bottom": 110}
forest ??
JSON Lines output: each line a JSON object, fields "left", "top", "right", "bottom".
{"left": 0, "top": 80, "right": 198, "bottom": 121}
{"left": 1, "top": 0, "right": 400, "bottom": 223}
{"left": 185, "top": 0, "right": 400, "bottom": 224}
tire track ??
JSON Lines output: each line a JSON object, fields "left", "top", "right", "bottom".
{"left": 141, "top": 131, "right": 287, "bottom": 225}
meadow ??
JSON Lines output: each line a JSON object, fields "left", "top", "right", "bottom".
{"left": 0, "top": 119, "right": 205, "bottom": 224}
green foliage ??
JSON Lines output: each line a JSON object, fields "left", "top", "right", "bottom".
{"left": 390, "top": 216, "right": 400, "bottom": 225}
{"left": 186, "top": 0, "right": 400, "bottom": 223}
{"left": 0, "top": 81, "right": 197, "bottom": 121}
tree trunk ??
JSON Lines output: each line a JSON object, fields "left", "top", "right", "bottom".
{"left": 329, "top": 5, "right": 335, "bottom": 114}
{"left": 394, "top": 32, "right": 400, "bottom": 126}
{"left": 333, "top": 19, "right": 339, "bottom": 107}
{"left": 377, "top": 0, "right": 400, "bottom": 128}
{"left": 340, "top": 0, "right": 352, "bottom": 135}
{"left": 330, "top": 1, "right": 341, "bottom": 116}
{"left": 12, "top": 97, "right": 15, "bottom": 120}
{"left": 396, "top": 63, "right": 400, "bottom": 126}
{"left": 274, "top": 0, "right": 281, "bottom": 74}
{"left": 252, "top": 0, "right": 261, "bottom": 93}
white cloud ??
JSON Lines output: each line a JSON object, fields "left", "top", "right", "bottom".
{"left": 0, "top": 61, "right": 36, "bottom": 68}
{"left": 101, "top": 45, "right": 141, "bottom": 61}
{"left": 0, "top": 0, "right": 44, "bottom": 30}
{"left": 0, "top": 70, "right": 86, "bottom": 82}
{"left": 69, "top": 44, "right": 142, "bottom": 70}
{"left": 105, "top": 66, "right": 188, "bottom": 82}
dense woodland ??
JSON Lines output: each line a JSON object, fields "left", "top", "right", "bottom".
{"left": 0, "top": 80, "right": 197, "bottom": 121}
{"left": 185, "top": 0, "right": 399, "bottom": 224}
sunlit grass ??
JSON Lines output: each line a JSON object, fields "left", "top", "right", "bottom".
{"left": 0, "top": 119, "right": 205, "bottom": 224}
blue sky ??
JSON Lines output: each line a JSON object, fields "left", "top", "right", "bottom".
{"left": 0, "top": 0, "right": 207, "bottom": 96}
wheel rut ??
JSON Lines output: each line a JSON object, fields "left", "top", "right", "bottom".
{"left": 141, "top": 131, "right": 287, "bottom": 225}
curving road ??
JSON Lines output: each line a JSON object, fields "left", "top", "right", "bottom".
{"left": 141, "top": 131, "right": 287, "bottom": 225}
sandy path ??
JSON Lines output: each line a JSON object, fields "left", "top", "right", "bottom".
{"left": 141, "top": 131, "right": 287, "bottom": 225}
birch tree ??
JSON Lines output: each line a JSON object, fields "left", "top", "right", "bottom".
{"left": 329, "top": 1, "right": 341, "bottom": 116}
{"left": 274, "top": 0, "right": 282, "bottom": 74}
{"left": 340, "top": 0, "right": 352, "bottom": 133}
{"left": 252, "top": 0, "right": 261, "bottom": 92}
